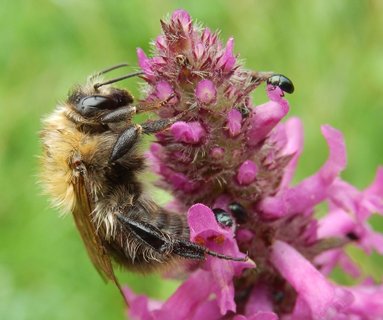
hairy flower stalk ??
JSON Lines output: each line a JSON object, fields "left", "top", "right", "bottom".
{"left": 124, "top": 10, "right": 383, "bottom": 320}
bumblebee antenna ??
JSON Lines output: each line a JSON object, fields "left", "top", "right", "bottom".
{"left": 97, "top": 63, "right": 130, "bottom": 75}
{"left": 205, "top": 248, "right": 248, "bottom": 262}
{"left": 89, "top": 63, "right": 130, "bottom": 82}
{"left": 94, "top": 71, "right": 144, "bottom": 89}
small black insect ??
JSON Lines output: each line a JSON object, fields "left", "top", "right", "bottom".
{"left": 267, "top": 74, "right": 295, "bottom": 94}
{"left": 228, "top": 202, "right": 248, "bottom": 224}
{"left": 213, "top": 208, "right": 234, "bottom": 228}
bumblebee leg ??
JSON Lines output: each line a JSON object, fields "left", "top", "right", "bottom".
{"left": 109, "top": 124, "right": 142, "bottom": 163}
{"left": 101, "top": 106, "right": 137, "bottom": 123}
{"left": 135, "top": 94, "right": 176, "bottom": 114}
{"left": 140, "top": 115, "right": 181, "bottom": 134}
{"left": 116, "top": 214, "right": 247, "bottom": 262}
{"left": 110, "top": 112, "right": 185, "bottom": 163}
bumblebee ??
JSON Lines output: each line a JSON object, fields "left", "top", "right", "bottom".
{"left": 40, "top": 64, "right": 245, "bottom": 300}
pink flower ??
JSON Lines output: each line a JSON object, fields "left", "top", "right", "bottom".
{"left": 237, "top": 160, "right": 258, "bottom": 185}
{"left": 195, "top": 79, "right": 217, "bottom": 105}
{"left": 124, "top": 9, "right": 383, "bottom": 320}
{"left": 171, "top": 121, "right": 206, "bottom": 144}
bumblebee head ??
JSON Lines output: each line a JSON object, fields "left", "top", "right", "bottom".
{"left": 68, "top": 86, "right": 134, "bottom": 119}
{"left": 67, "top": 64, "right": 142, "bottom": 120}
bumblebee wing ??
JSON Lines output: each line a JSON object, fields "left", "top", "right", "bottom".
{"left": 72, "top": 174, "right": 126, "bottom": 301}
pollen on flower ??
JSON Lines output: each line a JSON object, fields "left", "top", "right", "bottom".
{"left": 213, "top": 234, "right": 226, "bottom": 245}
{"left": 195, "top": 235, "right": 206, "bottom": 246}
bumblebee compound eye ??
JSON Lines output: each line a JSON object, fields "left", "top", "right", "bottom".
{"left": 76, "top": 95, "right": 115, "bottom": 117}
{"left": 267, "top": 74, "right": 295, "bottom": 94}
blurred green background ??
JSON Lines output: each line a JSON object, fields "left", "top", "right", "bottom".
{"left": 1, "top": 0, "right": 382, "bottom": 319}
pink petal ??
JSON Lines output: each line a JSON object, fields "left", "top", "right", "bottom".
{"left": 167, "top": 171, "right": 200, "bottom": 193}
{"left": 154, "top": 270, "right": 213, "bottom": 320}
{"left": 210, "top": 147, "right": 225, "bottom": 159}
{"left": 216, "top": 38, "right": 236, "bottom": 72}
{"left": 270, "top": 240, "right": 353, "bottom": 319}
{"left": 320, "top": 125, "right": 347, "bottom": 183}
{"left": 137, "top": 48, "right": 154, "bottom": 81}
{"left": 267, "top": 84, "right": 287, "bottom": 102}
{"left": 365, "top": 166, "right": 383, "bottom": 197}
{"left": 359, "top": 225, "right": 383, "bottom": 255}
{"left": 237, "top": 160, "right": 258, "bottom": 185}
{"left": 258, "top": 125, "right": 347, "bottom": 219}
{"left": 170, "top": 121, "right": 206, "bottom": 144}
{"left": 171, "top": 9, "right": 192, "bottom": 33}
{"left": 315, "top": 249, "right": 361, "bottom": 278}
{"left": 279, "top": 117, "right": 304, "bottom": 189}
{"left": 146, "top": 142, "right": 164, "bottom": 174}
{"left": 188, "top": 204, "right": 253, "bottom": 314}
{"left": 317, "top": 209, "right": 356, "bottom": 239}
{"left": 227, "top": 108, "right": 243, "bottom": 137}
{"left": 155, "top": 81, "right": 176, "bottom": 102}
{"left": 191, "top": 300, "right": 221, "bottom": 320}
{"left": 362, "top": 166, "right": 383, "bottom": 216}
{"left": 195, "top": 79, "right": 217, "bottom": 105}
{"left": 328, "top": 179, "right": 359, "bottom": 214}
{"left": 124, "top": 287, "right": 161, "bottom": 320}
{"left": 247, "top": 98, "right": 290, "bottom": 147}
{"left": 245, "top": 282, "right": 274, "bottom": 316}
{"left": 234, "top": 313, "right": 278, "bottom": 320}
{"left": 212, "top": 194, "right": 232, "bottom": 211}
{"left": 342, "top": 283, "right": 383, "bottom": 318}
{"left": 193, "top": 42, "right": 205, "bottom": 60}
{"left": 155, "top": 35, "right": 166, "bottom": 51}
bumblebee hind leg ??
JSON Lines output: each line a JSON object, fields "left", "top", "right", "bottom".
{"left": 115, "top": 213, "right": 247, "bottom": 262}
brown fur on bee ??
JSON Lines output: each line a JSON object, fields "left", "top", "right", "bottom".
{"left": 40, "top": 67, "right": 246, "bottom": 301}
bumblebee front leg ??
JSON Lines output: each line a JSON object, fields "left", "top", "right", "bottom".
{"left": 135, "top": 93, "right": 176, "bottom": 114}
{"left": 109, "top": 114, "right": 183, "bottom": 163}
{"left": 100, "top": 94, "right": 176, "bottom": 125}
{"left": 101, "top": 106, "right": 137, "bottom": 123}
